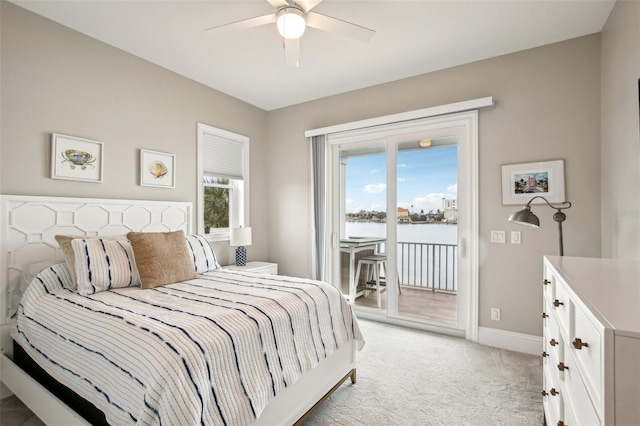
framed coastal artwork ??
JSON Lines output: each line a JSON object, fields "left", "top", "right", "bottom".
{"left": 140, "top": 149, "right": 175, "bottom": 188}
{"left": 51, "top": 133, "right": 104, "bottom": 183}
{"left": 501, "top": 159, "right": 565, "bottom": 205}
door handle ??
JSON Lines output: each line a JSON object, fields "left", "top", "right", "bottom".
{"left": 459, "top": 238, "right": 466, "bottom": 257}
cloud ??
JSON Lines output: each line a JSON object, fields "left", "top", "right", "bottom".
{"left": 447, "top": 183, "right": 458, "bottom": 193}
{"left": 345, "top": 198, "right": 353, "bottom": 205}
{"left": 398, "top": 163, "right": 408, "bottom": 168}
{"left": 409, "top": 192, "right": 455, "bottom": 213}
{"left": 363, "top": 183, "right": 386, "bottom": 194}
{"left": 397, "top": 177, "right": 406, "bottom": 182}
{"left": 370, "top": 169, "right": 379, "bottom": 174}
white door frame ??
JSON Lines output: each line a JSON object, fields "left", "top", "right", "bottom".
{"left": 325, "top": 110, "right": 480, "bottom": 342}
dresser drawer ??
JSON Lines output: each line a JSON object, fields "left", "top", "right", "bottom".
{"left": 543, "top": 300, "right": 563, "bottom": 363}
{"left": 543, "top": 266, "right": 555, "bottom": 302}
{"left": 543, "top": 367, "right": 562, "bottom": 425}
{"left": 571, "top": 301, "right": 604, "bottom": 410}
{"left": 553, "top": 279, "right": 571, "bottom": 339}
{"left": 563, "top": 349, "right": 601, "bottom": 426}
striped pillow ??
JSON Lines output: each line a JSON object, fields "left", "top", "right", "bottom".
{"left": 185, "top": 234, "right": 220, "bottom": 273}
{"left": 71, "top": 238, "right": 141, "bottom": 295}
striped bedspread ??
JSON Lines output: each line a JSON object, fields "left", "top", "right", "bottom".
{"left": 13, "top": 264, "right": 364, "bottom": 425}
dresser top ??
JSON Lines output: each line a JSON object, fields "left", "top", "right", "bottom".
{"left": 544, "top": 256, "right": 640, "bottom": 338}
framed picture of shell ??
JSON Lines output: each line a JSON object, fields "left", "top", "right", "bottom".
{"left": 51, "top": 133, "right": 104, "bottom": 183}
{"left": 140, "top": 149, "right": 176, "bottom": 188}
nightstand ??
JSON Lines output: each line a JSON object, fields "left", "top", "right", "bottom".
{"left": 222, "top": 261, "right": 278, "bottom": 275}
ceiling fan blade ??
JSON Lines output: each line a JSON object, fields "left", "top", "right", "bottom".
{"left": 294, "top": 0, "right": 324, "bottom": 13}
{"left": 306, "top": 12, "right": 375, "bottom": 42}
{"left": 266, "top": 0, "right": 289, "bottom": 8}
{"left": 205, "top": 14, "right": 276, "bottom": 34}
{"left": 284, "top": 37, "right": 300, "bottom": 68}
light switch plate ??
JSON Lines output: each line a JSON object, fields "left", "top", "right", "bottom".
{"left": 511, "top": 231, "right": 521, "bottom": 244}
{"left": 490, "top": 230, "right": 505, "bottom": 243}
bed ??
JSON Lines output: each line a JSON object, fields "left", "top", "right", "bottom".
{"left": 0, "top": 195, "right": 364, "bottom": 425}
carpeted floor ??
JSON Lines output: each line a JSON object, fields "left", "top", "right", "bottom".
{"left": 302, "top": 319, "right": 543, "bottom": 425}
{"left": 0, "top": 319, "right": 543, "bottom": 426}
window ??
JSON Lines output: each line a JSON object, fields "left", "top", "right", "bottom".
{"left": 197, "top": 123, "right": 249, "bottom": 241}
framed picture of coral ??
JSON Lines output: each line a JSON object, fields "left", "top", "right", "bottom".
{"left": 501, "top": 159, "right": 565, "bottom": 205}
{"left": 51, "top": 133, "right": 104, "bottom": 183}
{"left": 140, "top": 149, "right": 175, "bottom": 188}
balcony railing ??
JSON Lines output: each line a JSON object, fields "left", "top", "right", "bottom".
{"left": 397, "top": 242, "right": 457, "bottom": 293}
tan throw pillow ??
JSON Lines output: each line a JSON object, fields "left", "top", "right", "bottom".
{"left": 55, "top": 234, "right": 128, "bottom": 290}
{"left": 127, "top": 230, "right": 197, "bottom": 289}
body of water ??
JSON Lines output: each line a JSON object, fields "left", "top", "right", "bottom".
{"left": 346, "top": 222, "right": 457, "bottom": 245}
{"left": 346, "top": 222, "right": 458, "bottom": 290}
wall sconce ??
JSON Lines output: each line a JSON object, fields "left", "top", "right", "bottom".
{"left": 508, "top": 196, "right": 572, "bottom": 256}
{"left": 230, "top": 227, "right": 252, "bottom": 266}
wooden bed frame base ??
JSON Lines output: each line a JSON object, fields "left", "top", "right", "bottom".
{"left": 294, "top": 369, "right": 357, "bottom": 425}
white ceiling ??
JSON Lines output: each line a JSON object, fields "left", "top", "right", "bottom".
{"left": 11, "top": 0, "right": 615, "bottom": 111}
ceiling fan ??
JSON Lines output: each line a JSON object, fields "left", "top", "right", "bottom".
{"left": 205, "top": 0, "right": 375, "bottom": 68}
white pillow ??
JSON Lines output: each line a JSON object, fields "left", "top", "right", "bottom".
{"left": 71, "top": 238, "right": 141, "bottom": 295}
{"left": 55, "top": 234, "right": 129, "bottom": 290}
{"left": 185, "top": 234, "right": 220, "bottom": 273}
{"left": 9, "top": 259, "right": 67, "bottom": 318}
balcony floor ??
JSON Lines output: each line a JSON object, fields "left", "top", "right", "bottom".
{"left": 353, "top": 286, "right": 457, "bottom": 324}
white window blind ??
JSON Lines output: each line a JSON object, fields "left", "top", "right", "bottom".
{"left": 203, "top": 133, "right": 244, "bottom": 180}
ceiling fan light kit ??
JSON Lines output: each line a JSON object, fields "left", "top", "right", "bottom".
{"left": 206, "top": 0, "right": 375, "bottom": 67}
{"left": 277, "top": 7, "right": 306, "bottom": 39}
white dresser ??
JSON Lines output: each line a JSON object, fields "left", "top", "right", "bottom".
{"left": 542, "top": 256, "right": 640, "bottom": 425}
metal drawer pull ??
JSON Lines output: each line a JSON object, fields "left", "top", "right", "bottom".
{"left": 542, "top": 351, "right": 548, "bottom": 358}
{"left": 542, "top": 312, "right": 548, "bottom": 319}
{"left": 549, "top": 339, "right": 558, "bottom": 346}
{"left": 543, "top": 279, "right": 551, "bottom": 285}
{"left": 553, "top": 299, "right": 564, "bottom": 307}
{"left": 557, "top": 362, "right": 569, "bottom": 371}
{"left": 572, "top": 338, "right": 589, "bottom": 350}
{"left": 550, "top": 388, "right": 559, "bottom": 396}
{"left": 541, "top": 390, "right": 548, "bottom": 396}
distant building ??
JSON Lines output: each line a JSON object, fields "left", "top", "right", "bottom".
{"left": 397, "top": 207, "right": 409, "bottom": 217}
{"left": 442, "top": 198, "right": 458, "bottom": 223}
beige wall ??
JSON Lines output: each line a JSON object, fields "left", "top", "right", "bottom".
{"left": 0, "top": 2, "right": 269, "bottom": 265}
{"left": 267, "top": 35, "right": 602, "bottom": 337}
{"left": 600, "top": 0, "right": 640, "bottom": 260}
{"left": 3, "top": 0, "right": 631, "bottom": 339}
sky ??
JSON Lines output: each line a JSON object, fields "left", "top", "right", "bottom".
{"left": 345, "top": 145, "right": 458, "bottom": 214}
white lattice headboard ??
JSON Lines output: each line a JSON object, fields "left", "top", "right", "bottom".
{"left": 0, "top": 195, "right": 193, "bottom": 342}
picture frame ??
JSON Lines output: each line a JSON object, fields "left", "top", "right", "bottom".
{"left": 51, "top": 133, "right": 104, "bottom": 183}
{"left": 140, "top": 149, "right": 175, "bottom": 188}
{"left": 501, "top": 160, "right": 565, "bottom": 205}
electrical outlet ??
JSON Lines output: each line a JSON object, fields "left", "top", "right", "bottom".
{"left": 491, "top": 308, "right": 501, "bottom": 321}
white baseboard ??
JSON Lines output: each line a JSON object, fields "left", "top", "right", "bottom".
{"left": 478, "top": 326, "right": 542, "bottom": 356}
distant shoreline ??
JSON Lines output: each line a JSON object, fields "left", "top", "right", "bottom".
{"left": 345, "top": 220, "right": 456, "bottom": 225}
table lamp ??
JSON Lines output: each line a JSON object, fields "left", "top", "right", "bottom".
{"left": 230, "top": 227, "right": 252, "bottom": 266}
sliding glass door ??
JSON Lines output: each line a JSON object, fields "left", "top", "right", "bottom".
{"left": 327, "top": 112, "right": 477, "bottom": 335}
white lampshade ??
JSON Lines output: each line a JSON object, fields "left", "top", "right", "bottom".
{"left": 276, "top": 7, "right": 306, "bottom": 39}
{"left": 230, "top": 227, "right": 252, "bottom": 247}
